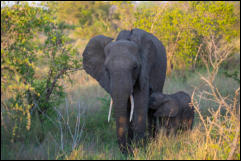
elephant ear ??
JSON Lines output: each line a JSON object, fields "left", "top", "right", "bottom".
{"left": 83, "top": 35, "right": 113, "bottom": 93}
{"left": 129, "top": 28, "right": 167, "bottom": 93}
{"left": 154, "top": 97, "right": 179, "bottom": 117}
{"left": 116, "top": 30, "right": 131, "bottom": 40}
{"left": 129, "top": 29, "right": 157, "bottom": 90}
{"left": 149, "top": 93, "right": 169, "bottom": 110}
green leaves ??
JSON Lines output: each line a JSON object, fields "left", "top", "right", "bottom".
{"left": 1, "top": 2, "right": 82, "bottom": 139}
{"left": 133, "top": 1, "right": 239, "bottom": 71}
{"left": 49, "top": 1, "right": 238, "bottom": 72}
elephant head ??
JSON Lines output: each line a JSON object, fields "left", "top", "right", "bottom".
{"left": 83, "top": 36, "right": 142, "bottom": 121}
{"left": 83, "top": 29, "right": 167, "bottom": 154}
{"left": 149, "top": 93, "right": 179, "bottom": 117}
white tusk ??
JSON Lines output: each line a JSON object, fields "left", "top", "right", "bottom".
{"left": 108, "top": 98, "right": 113, "bottom": 122}
{"left": 130, "top": 95, "right": 134, "bottom": 122}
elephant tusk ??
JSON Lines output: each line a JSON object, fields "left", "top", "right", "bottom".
{"left": 108, "top": 98, "right": 113, "bottom": 122}
{"left": 130, "top": 94, "right": 134, "bottom": 122}
{"left": 108, "top": 95, "right": 134, "bottom": 122}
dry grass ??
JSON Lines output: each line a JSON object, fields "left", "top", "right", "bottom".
{"left": 132, "top": 87, "right": 240, "bottom": 159}
{"left": 131, "top": 36, "right": 240, "bottom": 160}
{"left": 1, "top": 67, "right": 240, "bottom": 160}
{"left": 1, "top": 39, "right": 240, "bottom": 160}
{"left": 60, "top": 66, "right": 239, "bottom": 160}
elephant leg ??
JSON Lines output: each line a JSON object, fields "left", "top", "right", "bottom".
{"left": 159, "top": 117, "right": 168, "bottom": 135}
{"left": 147, "top": 109, "right": 153, "bottom": 137}
{"left": 159, "top": 117, "right": 163, "bottom": 129}
{"left": 148, "top": 109, "right": 157, "bottom": 138}
{"left": 132, "top": 88, "right": 149, "bottom": 145}
{"left": 189, "top": 118, "right": 194, "bottom": 130}
{"left": 168, "top": 117, "right": 179, "bottom": 136}
{"left": 165, "top": 117, "right": 172, "bottom": 136}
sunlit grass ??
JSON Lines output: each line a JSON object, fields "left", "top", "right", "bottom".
{"left": 1, "top": 68, "right": 240, "bottom": 160}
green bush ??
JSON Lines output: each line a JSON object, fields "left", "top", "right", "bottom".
{"left": 1, "top": 2, "right": 82, "bottom": 139}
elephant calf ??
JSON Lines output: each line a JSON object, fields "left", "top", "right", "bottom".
{"left": 149, "top": 91, "right": 194, "bottom": 135}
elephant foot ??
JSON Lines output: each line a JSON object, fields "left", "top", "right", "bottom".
{"left": 119, "top": 144, "right": 133, "bottom": 157}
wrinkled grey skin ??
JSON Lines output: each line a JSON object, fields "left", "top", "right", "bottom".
{"left": 83, "top": 28, "right": 167, "bottom": 154}
{"left": 149, "top": 91, "right": 194, "bottom": 136}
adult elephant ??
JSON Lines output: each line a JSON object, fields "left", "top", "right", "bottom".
{"left": 82, "top": 28, "right": 166, "bottom": 154}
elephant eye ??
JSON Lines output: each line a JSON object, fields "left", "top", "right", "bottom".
{"left": 105, "top": 67, "right": 109, "bottom": 73}
{"left": 104, "top": 67, "right": 110, "bottom": 79}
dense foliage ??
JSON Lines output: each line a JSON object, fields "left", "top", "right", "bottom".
{"left": 1, "top": 2, "right": 81, "bottom": 139}
{"left": 50, "top": 1, "right": 239, "bottom": 72}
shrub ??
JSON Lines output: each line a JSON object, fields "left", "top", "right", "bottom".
{"left": 1, "top": 2, "right": 82, "bottom": 140}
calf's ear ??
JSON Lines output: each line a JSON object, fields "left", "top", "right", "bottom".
{"left": 154, "top": 100, "right": 179, "bottom": 117}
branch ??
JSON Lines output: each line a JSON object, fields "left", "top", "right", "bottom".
{"left": 227, "top": 126, "right": 240, "bottom": 160}
{"left": 45, "top": 67, "right": 67, "bottom": 101}
{"left": 192, "top": 43, "right": 203, "bottom": 70}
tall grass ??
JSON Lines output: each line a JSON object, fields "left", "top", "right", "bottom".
{"left": 131, "top": 78, "right": 240, "bottom": 160}
{"left": 1, "top": 55, "right": 240, "bottom": 160}
{"left": 1, "top": 68, "right": 239, "bottom": 160}
{"left": 131, "top": 38, "right": 240, "bottom": 160}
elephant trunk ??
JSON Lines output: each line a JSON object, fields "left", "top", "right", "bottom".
{"left": 108, "top": 72, "right": 134, "bottom": 154}
{"left": 108, "top": 70, "right": 134, "bottom": 122}
{"left": 112, "top": 97, "right": 129, "bottom": 154}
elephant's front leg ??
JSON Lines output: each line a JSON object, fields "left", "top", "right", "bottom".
{"left": 132, "top": 88, "right": 149, "bottom": 145}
